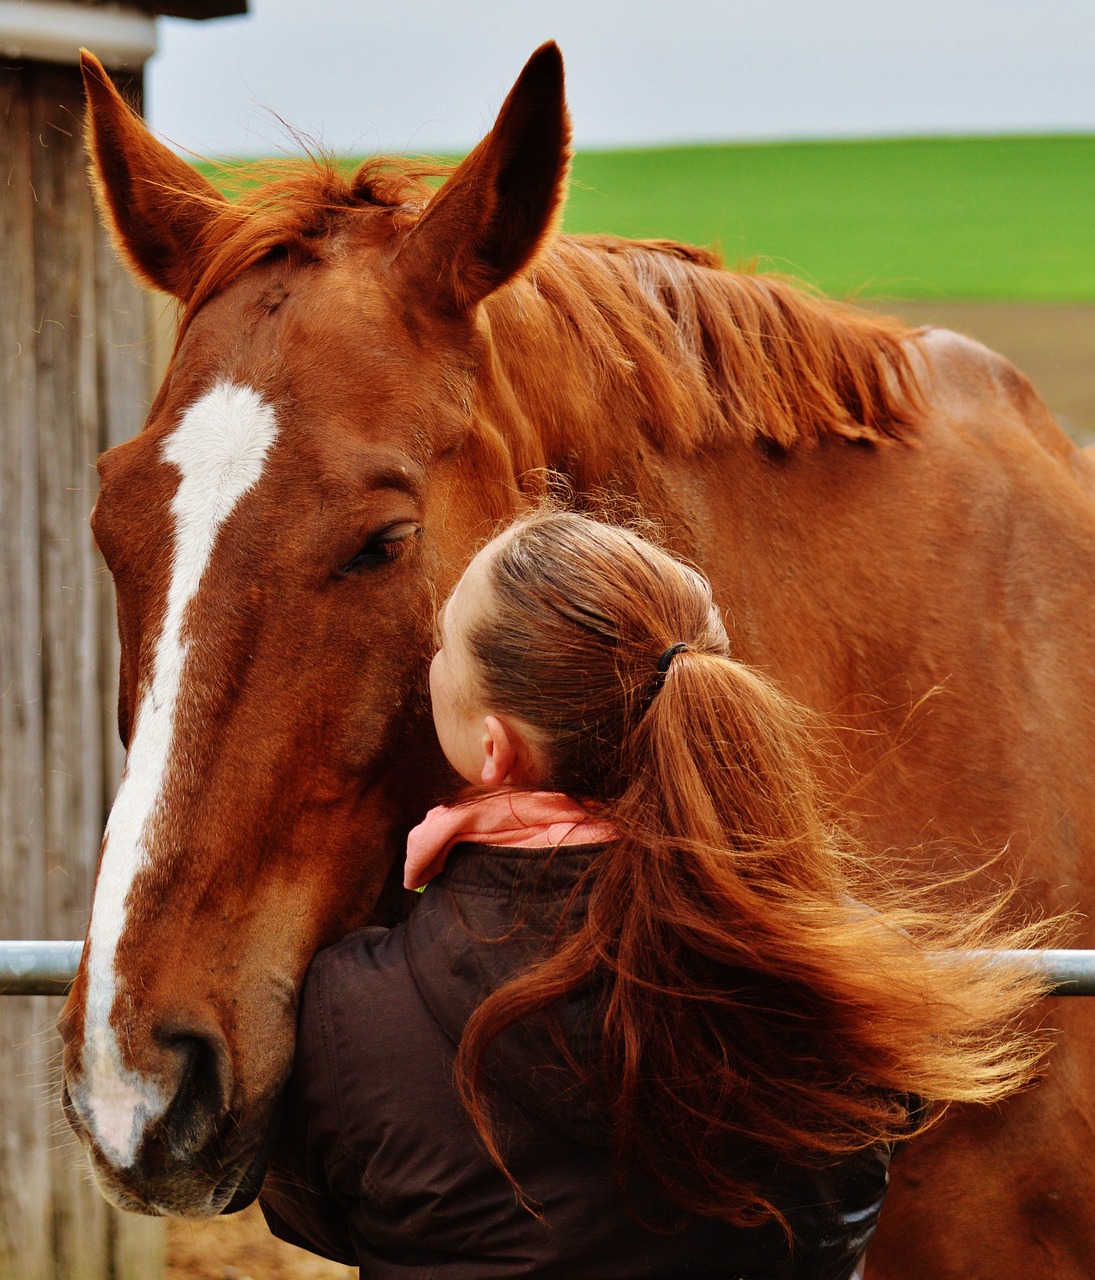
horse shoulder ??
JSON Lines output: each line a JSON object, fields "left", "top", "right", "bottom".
{"left": 914, "top": 326, "right": 1086, "bottom": 474}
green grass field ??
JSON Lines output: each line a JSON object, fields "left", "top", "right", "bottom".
{"left": 564, "top": 136, "right": 1095, "bottom": 302}
{"left": 198, "top": 134, "right": 1095, "bottom": 302}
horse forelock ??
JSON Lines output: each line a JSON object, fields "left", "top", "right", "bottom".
{"left": 175, "top": 156, "right": 446, "bottom": 342}
{"left": 82, "top": 380, "right": 280, "bottom": 1165}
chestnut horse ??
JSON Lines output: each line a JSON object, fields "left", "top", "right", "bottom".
{"left": 62, "top": 44, "right": 1095, "bottom": 1278}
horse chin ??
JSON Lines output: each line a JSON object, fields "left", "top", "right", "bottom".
{"left": 83, "top": 1143, "right": 267, "bottom": 1219}
{"left": 219, "top": 1148, "right": 268, "bottom": 1215}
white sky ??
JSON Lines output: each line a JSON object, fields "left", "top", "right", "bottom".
{"left": 147, "top": 0, "right": 1095, "bottom": 157}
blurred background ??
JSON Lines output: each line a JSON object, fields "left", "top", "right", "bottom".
{"left": 150, "top": 0, "right": 1095, "bottom": 155}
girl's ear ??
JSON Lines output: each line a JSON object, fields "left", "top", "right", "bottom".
{"left": 481, "top": 715, "right": 539, "bottom": 786}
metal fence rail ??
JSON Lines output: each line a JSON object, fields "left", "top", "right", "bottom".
{"left": 3, "top": 942, "right": 1095, "bottom": 997}
{"left": 0, "top": 941, "right": 84, "bottom": 996}
{"left": 970, "top": 949, "right": 1095, "bottom": 996}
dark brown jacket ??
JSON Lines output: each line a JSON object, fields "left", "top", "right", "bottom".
{"left": 259, "top": 844, "right": 892, "bottom": 1279}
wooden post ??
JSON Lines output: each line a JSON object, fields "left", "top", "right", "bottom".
{"left": 1, "top": 5, "right": 245, "bottom": 1272}
{"left": 0, "top": 53, "right": 163, "bottom": 1280}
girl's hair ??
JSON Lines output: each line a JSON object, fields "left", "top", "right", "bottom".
{"left": 454, "top": 508, "right": 1060, "bottom": 1229}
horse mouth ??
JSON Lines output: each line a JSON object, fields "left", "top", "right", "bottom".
{"left": 62, "top": 1080, "right": 270, "bottom": 1218}
{"left": 87, "top": 1136, "right": 267, "bottom": 1218}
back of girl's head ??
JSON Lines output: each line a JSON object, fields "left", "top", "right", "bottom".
{"left": 468, "top": 509, "right": 729, "bottom": 800}
{"left": 469, "top": 509, "right": 835, "bottom": 896}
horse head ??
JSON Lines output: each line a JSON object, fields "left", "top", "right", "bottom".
{"left": 60, "top": 44, "right": 571, "bottom": 1216}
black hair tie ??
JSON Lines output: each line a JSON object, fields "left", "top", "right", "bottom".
{"left": 649, "top": 642, "right": 689, "bottom": 699}
{"left": 656, "top": 642, "right": 689, "bottom": 674}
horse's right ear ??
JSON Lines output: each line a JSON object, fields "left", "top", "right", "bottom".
{"left": 393, "top": 42, "right": 572, "bottom": 314}
{"left": 81, "top": 50, "right": 226, "bottom": 300}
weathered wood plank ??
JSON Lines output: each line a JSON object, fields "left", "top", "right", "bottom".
{"left": 0, "top": 60, "right": 55, "bottom": 1280}
{"left": 0, "top": 58, "right": 163, "bottom": 1279}
{"left": 31, "top": 61, "right": 105, "bottom": 944}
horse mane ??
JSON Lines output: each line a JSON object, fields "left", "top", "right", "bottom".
{"left": 174, "top": 157, "right": 924, "bottom": 453}
{"left": 492, "top": 237, "right": 923, "bottom": 457}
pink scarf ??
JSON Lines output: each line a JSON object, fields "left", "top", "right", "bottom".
{"left": 404, "top": 791, "right": 618, "bottom": 890}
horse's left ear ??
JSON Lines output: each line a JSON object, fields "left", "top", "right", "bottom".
{"left": 393, "top": 42, "right": 572, "bottom": 313}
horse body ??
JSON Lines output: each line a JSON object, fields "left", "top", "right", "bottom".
{"left": 61, "top": 45, "right": 1095, "bottom": 1274}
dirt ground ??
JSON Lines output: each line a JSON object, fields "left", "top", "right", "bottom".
{"left": 166, "top": 1204, "right": 355, "bottom": 1280}
{"left": 163, "top": 300, "right": 1092, "bottom": 1280}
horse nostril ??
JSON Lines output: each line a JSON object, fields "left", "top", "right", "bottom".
{"left": 157, "top": 1027, "right": 233, "bottom": 1163}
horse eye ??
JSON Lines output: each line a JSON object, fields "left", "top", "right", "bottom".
{"left": 339, "top": 522, "right": 420, "bottom": 574}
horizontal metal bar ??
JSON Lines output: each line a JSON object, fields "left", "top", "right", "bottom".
{"left": 0, "top": 941, "right": 84, "bottom": 996}
{"left": 2, "top": 943, "right": 1095, "bottom": 997}
{"left": 967, "top": 949, "right": 1095, "bottom": 997}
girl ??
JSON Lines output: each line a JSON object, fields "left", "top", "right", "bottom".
{"left": 261, "top": 509, "right": 1056, "bottom": 1279}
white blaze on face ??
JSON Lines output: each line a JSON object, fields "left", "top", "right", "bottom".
{"left": 82, "top": 381, "right": 279, "bottom": 1167}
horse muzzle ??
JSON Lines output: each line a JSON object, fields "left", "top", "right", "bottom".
{"left": 59, "top": 1012, "right": 269, "bottom": 1216}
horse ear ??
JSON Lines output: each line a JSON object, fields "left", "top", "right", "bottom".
{"left": 80, "top": 49, "right": 226, "bottom": 300}
{"left": 394, "top": 41, "right": 572, "bottom": 313}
